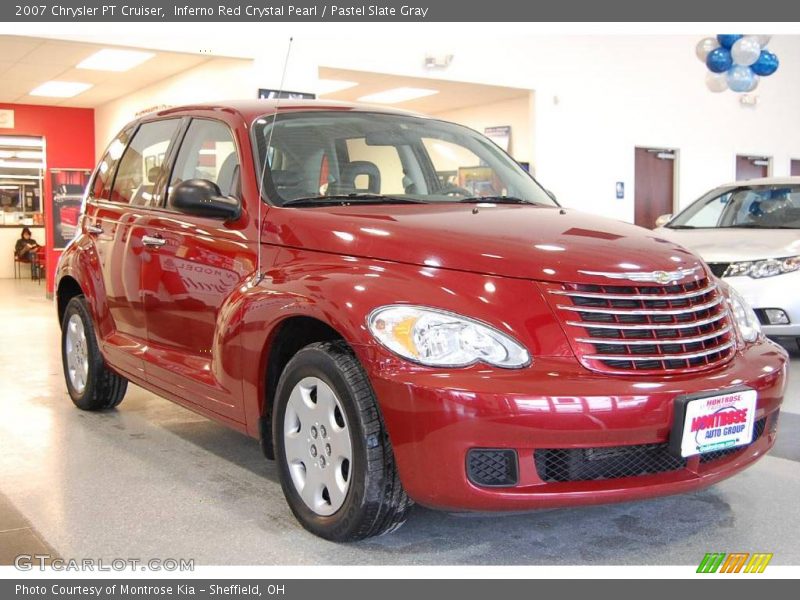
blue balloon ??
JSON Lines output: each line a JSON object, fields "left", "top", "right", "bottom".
{"left": 717, "top": 34, "right": 744, "bottom": 48}
{"left": 706, "top": 47, "right": 733, "bottom": 73}
{"left": 751, "top": 50, "right": 779, "bottom": 76}
{"left": 726, "top": 65, "right": 756, "bottom": 92}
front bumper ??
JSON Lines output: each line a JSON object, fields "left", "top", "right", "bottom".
{"left": 364, "top": 339, "right": 787, "bottom": 511}
{"left": 725, "top": 270, "right": 800, "bottom": 337}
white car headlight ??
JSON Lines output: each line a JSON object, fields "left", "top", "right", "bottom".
{"left": 727, "top": 287, "right": 761, "bottom": 343}
{"left": 724, "top": 256, "right": 800, "bottom": 279}
{"left": 367, "top": 305, "right": 530, "bottom": 368}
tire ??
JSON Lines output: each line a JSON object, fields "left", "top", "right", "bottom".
{"left": 273, "top": 341, "right": 413, "bottom": 541}
{"left": 61, "top": 295, "right": 127, "bottom": 411}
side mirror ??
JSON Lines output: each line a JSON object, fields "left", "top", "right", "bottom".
{"left": 171, "top": 179, "right": 241, "bottom": 221}
{"left": 654, "top": 213, "right": 673, "bottom": 228}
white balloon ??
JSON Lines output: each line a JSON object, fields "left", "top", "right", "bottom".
{"left": 705, "top": 71, "right": 729, "bottom": 93}
{"left": 695, "top": 37, "right": 719, "bottom": 62}
{"left": 745, "top": 75, "right": 760, "bottom": 92}
{"left": 753, "top": 34, "right": 772, "bottom": 47}
{"left": 731, "top": 36, "right": 762, "bottom": 66}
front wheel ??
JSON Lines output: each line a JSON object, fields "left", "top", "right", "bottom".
{"left": 273, "top": 341, "right": 412, "bottom": 541}
{"left": 61, "top": 295, "right": 127, "bottom": 411}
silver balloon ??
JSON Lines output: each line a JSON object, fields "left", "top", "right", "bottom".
{"left": 705, "top": 71, "right": 729, "bottom": 93}
{"left": 753, "top": 35, "right": 772, "bottom": 47}
{"left": 695, "top": 37, "right": 719, "bottom": 62}
{"left": 731, "top": 36, "right": 762, "bottom": 66}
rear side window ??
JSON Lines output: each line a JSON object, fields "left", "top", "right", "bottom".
{"left": 168, "top": 119, "right": 240, "bottom": 206}
{"left": 90, "top": 128, "right": 132, "bottom": 201}
{"left": 109, "top": 119, "right": 180, "bottom": 205}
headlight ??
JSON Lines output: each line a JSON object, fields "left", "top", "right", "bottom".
{"left": 727, "top": 287, "right": 761, "bottom": 343}
{"left": 367, "top": 305, "right": 530, "bottom": 368}
{"left": 723, "top": 256, "right": 800, "bottom": 279}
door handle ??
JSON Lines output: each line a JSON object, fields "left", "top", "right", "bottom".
{"left": 86, "top": 224, "right": 103, "bottom": 235}
{"left": 142, "top": 235, "right": 166, "bottom": 248}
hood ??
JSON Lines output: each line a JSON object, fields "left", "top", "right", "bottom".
{"left": 264, "top": 204, "right": 705, "bottom": 283}
{"left": 655, "top": 227, "right": 800, "bottom": 263}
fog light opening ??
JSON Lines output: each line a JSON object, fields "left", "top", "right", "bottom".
{"left": 763, "top": 308, "right": 790, "bottom": 325}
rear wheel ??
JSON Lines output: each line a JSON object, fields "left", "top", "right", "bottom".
{"left": 273, "top": 341, "right": 412, "bottom": 541}
{"left": 61, "top": 295, "right": 127, "bottom": 411}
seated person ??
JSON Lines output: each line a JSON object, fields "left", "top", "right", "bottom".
{"left": 15, "top": 227, "right": 40, "bottom": 261}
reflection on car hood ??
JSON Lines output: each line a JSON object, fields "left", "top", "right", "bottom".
{"left": 264, "top": 203, "right": 705, "bottom": 283}
{"left": 655, "top": 227, "right": 800, "bottom": 262}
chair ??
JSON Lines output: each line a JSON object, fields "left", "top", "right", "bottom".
{"left": 31, "top": 247, "right": 45, "bottom": 283}
{"left": 13, "top": 253, "right": 32, "bottom": 279}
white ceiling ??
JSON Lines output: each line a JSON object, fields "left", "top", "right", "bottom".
{"left": 318, "top": 67, "right": 530, "bottom": 114}
{"left": 0, "top": 35, "right": 216, "bottom": 108}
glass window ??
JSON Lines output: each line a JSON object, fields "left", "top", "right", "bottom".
{"left": 669, "top": 185, "right": 800, "bottom": 229}
{"left": 251, "top": 112, "right": 556, "bottom": 207}
{"left": 109, "top": 120, "right": 179, "bottom": 206}
{"left": 168, "top": 119, "right": 240, "bottom": 206}
{"left": 91, "top": 128, "right": 131, "bottom": 201}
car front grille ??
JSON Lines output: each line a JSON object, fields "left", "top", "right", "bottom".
{"left": 706, "top": 262, "right": 730, "bottom": 278}
{"left": 543, "top": 276, "right": 736, "bottom": 374}
{"left": 534, "top": 417, "right": 767, "bottom": 483}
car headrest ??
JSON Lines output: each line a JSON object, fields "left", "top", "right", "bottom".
{"left": 341, "top": 161, "right": 381, "bottom": 194}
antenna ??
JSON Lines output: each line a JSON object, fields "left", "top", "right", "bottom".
{"left": 255, "top": 36, "right": 293, "bottom": 281}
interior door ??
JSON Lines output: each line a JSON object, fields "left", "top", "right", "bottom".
{"left": 736, "top": 155, "right": 770, "bottom": 180}
{"left": 791, "top": 159, "right": 800, "bottom": 176}
{"left": 140, "top": 117, "right": 247, "bottom": 420}
{"left": 634, "top": 147, "right": 675, "bottom": 228}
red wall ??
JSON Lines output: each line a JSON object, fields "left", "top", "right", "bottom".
{"left": 1, "top": 103, "right": 95, "bottom": 295}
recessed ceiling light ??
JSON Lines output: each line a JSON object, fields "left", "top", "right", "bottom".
{"left": 77, "top": 48, "right": 155, "bottom": 72}
{"left": 316, "top": 79, "right": 358, "bottom": 95}
{"left": 357, "top": 87, "right": 439, "bottom": 104}
{"left": 29, "top": 81, "right": 93, "bottom": 98}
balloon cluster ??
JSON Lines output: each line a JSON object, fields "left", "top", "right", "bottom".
{"left": 697, "top": 35, "right": 780, "bottom": 93}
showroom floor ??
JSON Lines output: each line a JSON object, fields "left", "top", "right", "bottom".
{"left": 1, "top": 278, "right": 798, "bottom": 565}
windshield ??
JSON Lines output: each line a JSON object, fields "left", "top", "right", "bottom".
{"left": 668, "top": 184, "right": 800, "bottom": 229}
{"left": 251, "top": 111, "right": 556, "bottom": 207}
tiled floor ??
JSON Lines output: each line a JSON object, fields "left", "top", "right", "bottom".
{"left": 0, "top": 278, "right": 798, "bottom": 565}
{"left": 0, "top": 491, "right": 59, "bottom": 566}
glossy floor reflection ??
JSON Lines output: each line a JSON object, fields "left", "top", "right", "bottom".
{"left": 0, "top": 278, "right": 798, "bottom": 565}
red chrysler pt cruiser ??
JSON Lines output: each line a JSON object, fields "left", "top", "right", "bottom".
{"left": 56, "top": 101, "right": 787, "bottom": 541}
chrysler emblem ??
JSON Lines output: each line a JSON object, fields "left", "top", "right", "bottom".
{"left": 578, "top": 266, "right": 698, "bottom": 284}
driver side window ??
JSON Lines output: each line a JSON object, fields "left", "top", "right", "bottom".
{"left": 168, "top": 119, "right": 240, "bottom": 209}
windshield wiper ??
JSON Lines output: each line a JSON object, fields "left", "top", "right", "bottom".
{"left": 722, "top": 224, "right": 799, "bottom": 229}
{"left": 457, "top": 195, "right": 531, "bottom": 204}
{"left": 666, "top": 225, "right": 696, "bottom": 229}
{"left": 281, "top": 193, "right": 428, "bottom": 207}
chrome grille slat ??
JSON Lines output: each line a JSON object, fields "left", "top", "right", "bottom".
{"left": 548, "top": 275, "right": 735, "bottom": 374}
{"left": 548, "top": 283, "right": 716, "bottom": 301}
{"left": 557, "top": 296, "right": 722, "bottom": 315}
{"left": 584, "top": 341, "right": 734, "bottom": 362}
{"left": 565, "top": 312, "right": 727, "bottom": 330}
{"left": 575, "top": 326, "right": 731, "bottom": 346}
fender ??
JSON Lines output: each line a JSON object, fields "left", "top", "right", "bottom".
{"left": 221, "top": 244, "right": 573, "bottom": 437}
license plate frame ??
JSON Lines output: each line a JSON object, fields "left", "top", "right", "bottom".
{"left": 668, "top": 387, "right": 757, "bottom": 458}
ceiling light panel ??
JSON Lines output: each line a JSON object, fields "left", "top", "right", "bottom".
{"left": 77, "top": 48, "right": 155, "bottom": 72}
{"left": 29, "top": 81, "right": 93, "bottom": 98}
{"left": 357, "top": 87, "right": 439, "bottom": 104}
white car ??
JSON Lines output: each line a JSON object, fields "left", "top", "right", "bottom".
{"left": 655, "top": 177, "right": 800, "bottom": 347}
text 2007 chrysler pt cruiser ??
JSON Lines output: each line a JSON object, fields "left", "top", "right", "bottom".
{"left": 56, "top": 101, "right": 787, "bottom": 541}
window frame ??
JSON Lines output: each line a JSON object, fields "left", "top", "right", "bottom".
{"left": 161, "top": 117, "right": 243, "bottom": 213}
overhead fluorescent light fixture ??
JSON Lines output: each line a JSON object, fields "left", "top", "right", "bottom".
{"left": 316, "top": 79, "right": 358, "bottom": 95}
{"left": 29, "top": 81, "right": 92, "bottom": 98}
{"left": 77, "top": 48, "right": 155, "bottom": 72}
{"left": 357, "top": 87, "right": 439, "bottom": 104}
